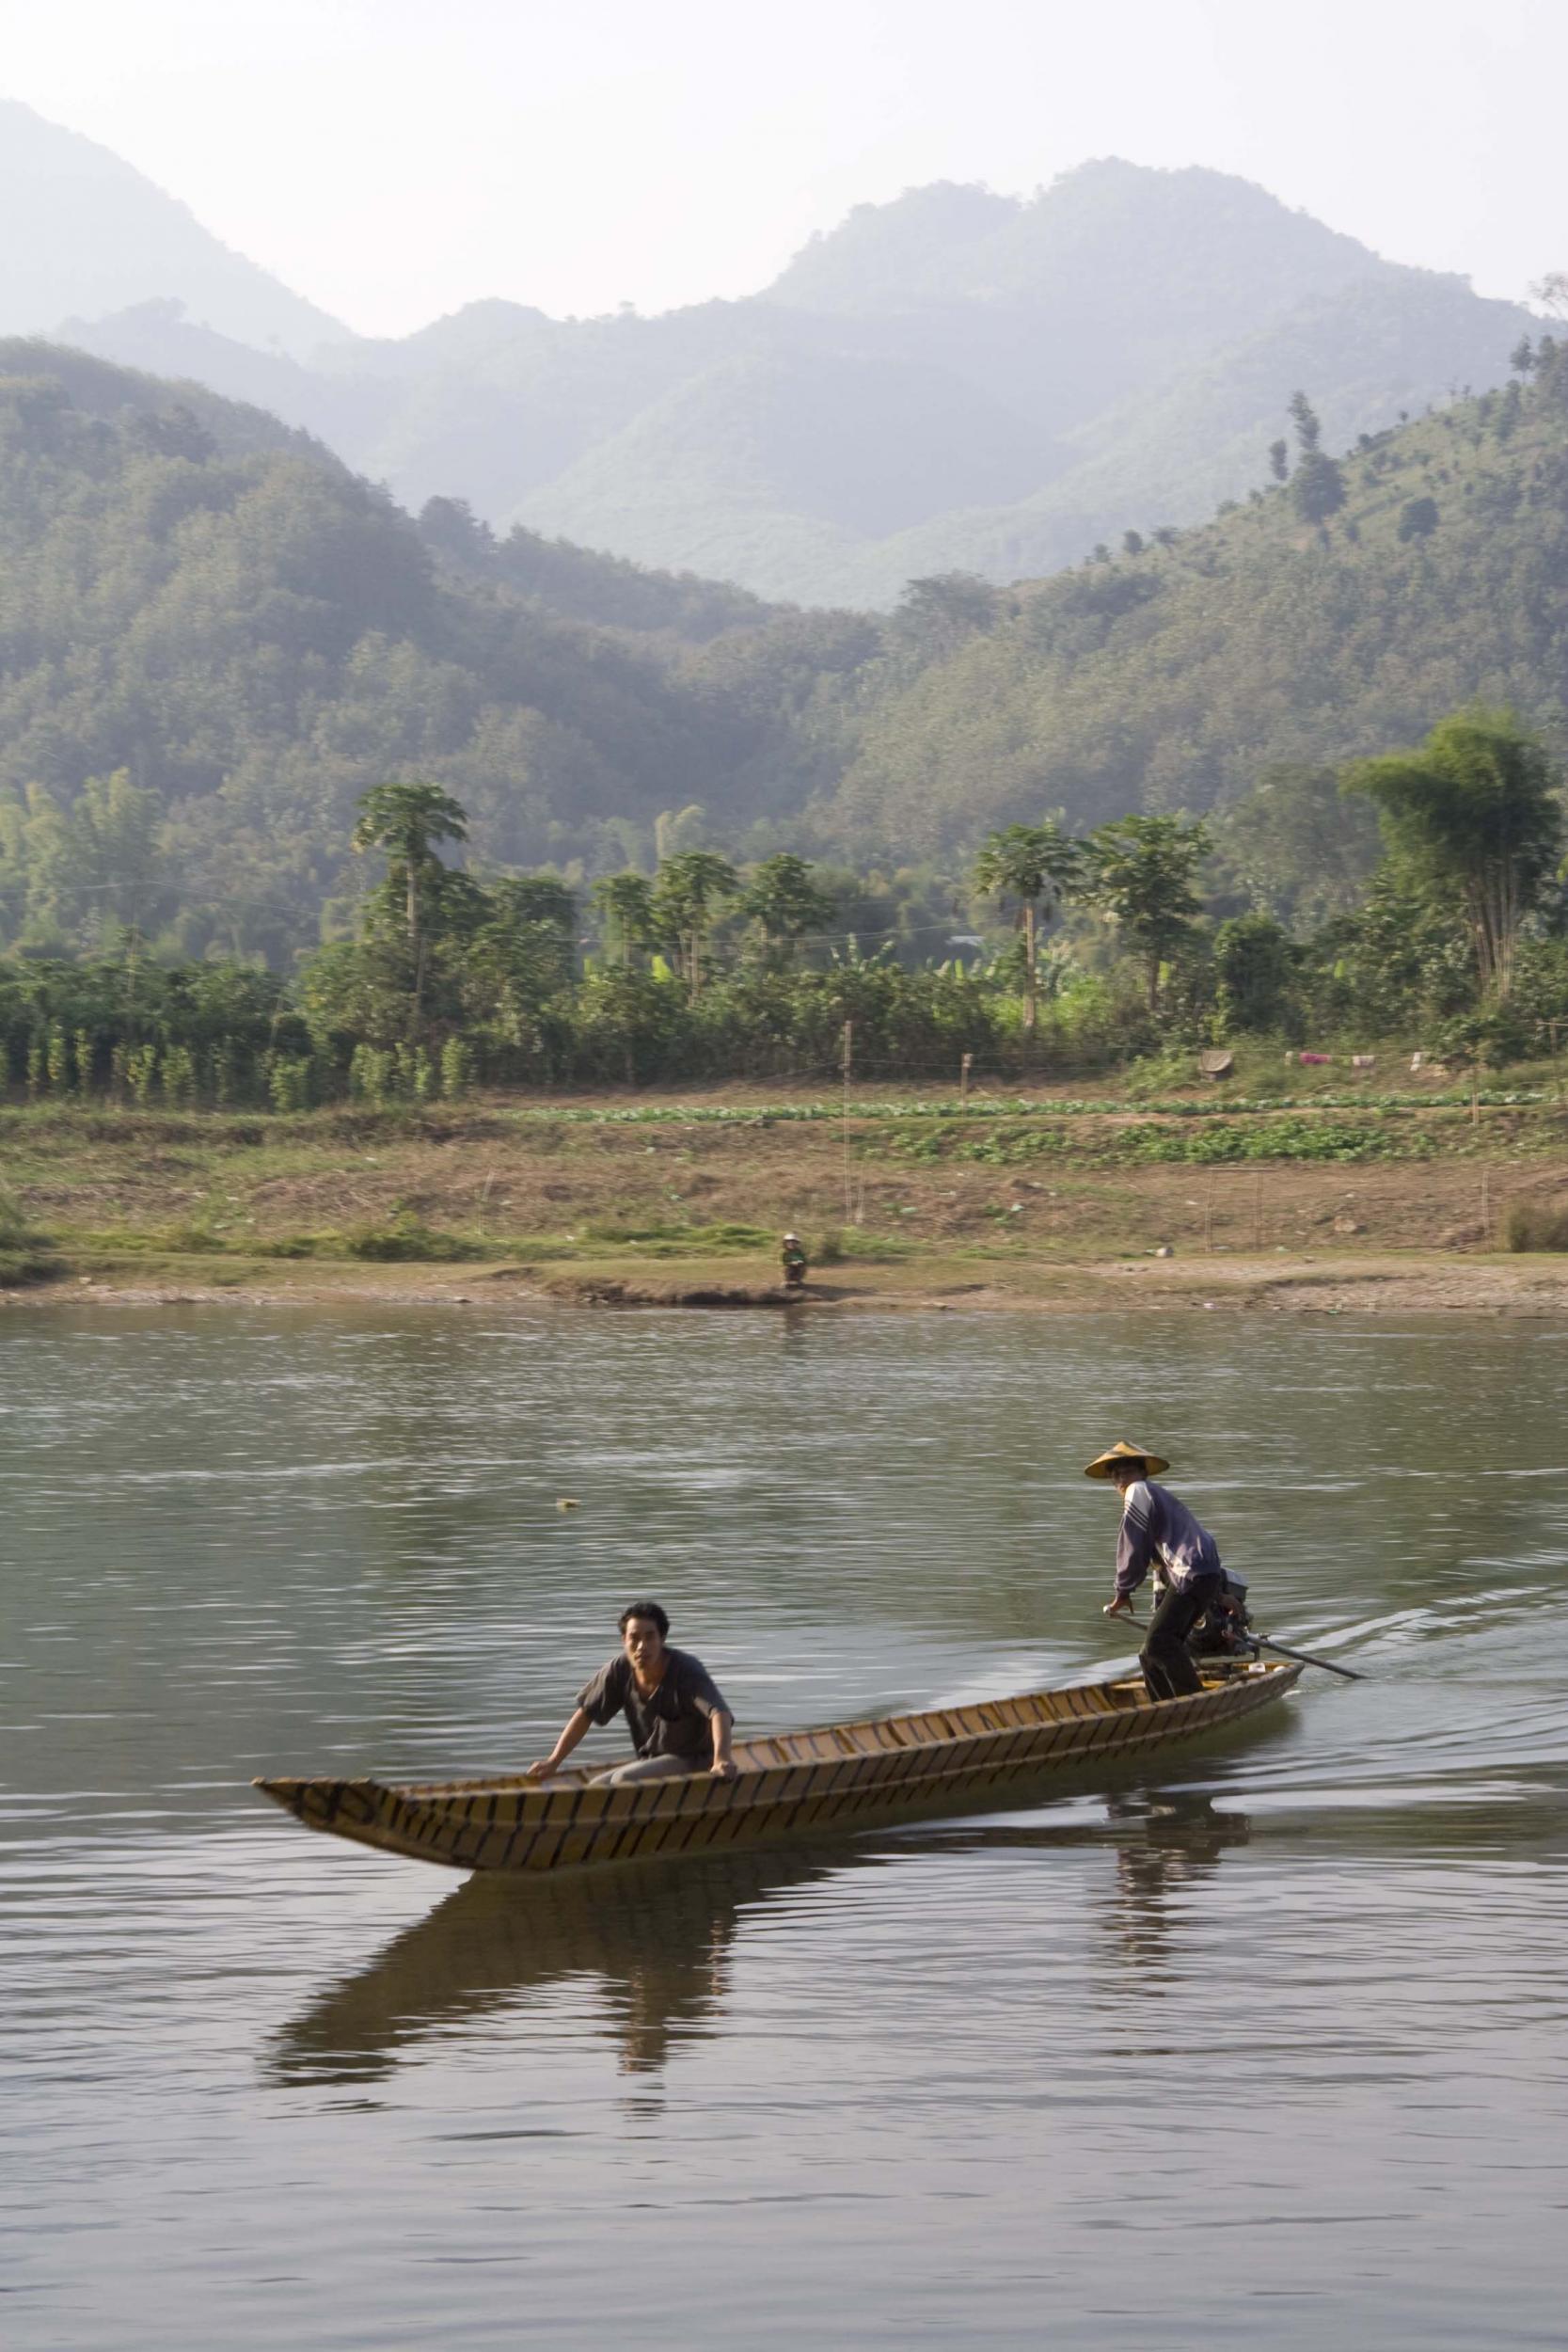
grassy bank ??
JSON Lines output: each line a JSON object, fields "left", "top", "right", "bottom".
{"left": 2, "top": 1069, "right": 1567, "bottom": 1312}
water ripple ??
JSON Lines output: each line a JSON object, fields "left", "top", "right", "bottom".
{"left": 2, "top": 1305, "right": 1566, "bottom": 2351}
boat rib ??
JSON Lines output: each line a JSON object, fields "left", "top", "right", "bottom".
{"left": 255, "top": 1659, "right": 1301, "bottom": 1874}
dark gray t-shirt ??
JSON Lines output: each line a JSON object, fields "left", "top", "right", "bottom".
{"left": 575, "top": 1646, "right": 731, "bottom": 1763}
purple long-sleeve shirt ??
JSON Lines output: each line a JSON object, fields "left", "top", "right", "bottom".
{"left": 1114, "top": 1479, "right": 1222, "bottom": 1598}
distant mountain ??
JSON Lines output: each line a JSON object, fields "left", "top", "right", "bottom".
{"left": 764, "top": 162, "right": 1391, "bottom": 383}
{"left": 855, "top": 264, "right": 1531, "bottom": 594}
{"left": 52, "top": 148, "right": 1534, "bottom": 603}
{"left": 0, "top": 100, "right": 350, "bottom": 358}
{"left": 515, "top": 342, "right": 1065, "bottom": 603}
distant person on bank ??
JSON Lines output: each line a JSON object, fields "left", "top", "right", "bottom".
{"left": 528, "top": 1601, "right": 736, "bottom": 1785}
{"left": 781, "top": 1232, "right": 808, "bottom": 1288}
{"left": 1087, "top": 1441, "right": 1225, "bottom": 1702}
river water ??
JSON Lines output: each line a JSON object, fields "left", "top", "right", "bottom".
{"left": 2, "top": 1303, "right": 1566, "bottom": 2349}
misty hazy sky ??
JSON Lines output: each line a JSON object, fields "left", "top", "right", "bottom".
{"left": 3, "top": 0, "right": 1560, "bottom": 336}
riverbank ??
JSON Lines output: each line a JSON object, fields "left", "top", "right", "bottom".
{"left": 8, "top": 1250, "right": 1568, "bottom": 1320}
{"left": 3, "top": 1084, "right": 1567, "bottom": 1315}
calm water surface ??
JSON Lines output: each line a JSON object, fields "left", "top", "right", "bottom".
{"left": 3, "top": 1304, "right": 1566, "bottom": 2349}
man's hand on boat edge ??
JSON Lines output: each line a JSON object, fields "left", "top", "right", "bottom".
{"left": 526, "top": 1753, "right": 738, "bottom": 1782}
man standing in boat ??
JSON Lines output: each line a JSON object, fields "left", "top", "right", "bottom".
{"left": 1088, "top": 1441, "right": 1226, "bottom": 1702}
{"left": 527, "top": 1601, "right": 737, "bottom": 1786}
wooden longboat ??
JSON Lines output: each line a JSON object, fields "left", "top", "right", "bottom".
{"left": 255, "top": 1656, "right": 1301, "bottom": 1876}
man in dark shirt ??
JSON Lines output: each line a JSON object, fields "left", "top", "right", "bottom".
{"left": 1086, "top": 1439, "right": 1226, "bottom": 1703}
{"left": 527, "top": 1601, "right": 736, "bottom": 1786}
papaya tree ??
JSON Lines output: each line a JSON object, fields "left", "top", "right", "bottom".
{"left": 350, "top": 781, "right": 469, "bottom": 1029}
{"left": 739, "top": 853, "right": 835, "bottom": 966}
{"left": 650, "top": 850, "right": 738, "bottom": 1002}
{"left": 1081, "top": 814, "right": 1211, "bottom": 1013}
{"left": 590, "top": 871, "right": 657, "bottom": 968}
{"left": 973, "top": 820, "right": 1082, "bottom": 1032}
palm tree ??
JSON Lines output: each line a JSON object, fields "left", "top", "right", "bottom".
{"left": 972, "top": 820, "right": 1082, "bottom": 1032}
{"left": 650, "top": 850, "right": 738, "bottom": 1001}
{"left": 351, "top": 781, "right": 469, "bottom": 1030}
{"left": 590, "top": 871, "right": 657, "bottom": 967}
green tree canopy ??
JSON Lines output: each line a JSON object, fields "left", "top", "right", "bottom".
{"left": 1, "top": 771, "right": 174, "bottom": 952}
{"left": 649, "top": 850, "right": 739, "bottom": 1001}
{"left": 739, "top": 853, "right": 836, "bottom": 963}
{"left": 1212, "top": 911, "right": 1297, "bottom": 1036}
{"left": 972, "top": 819, "right": 1082, "bottom": 1030}
{"left": 1208, "top": 762, "right": 1380, "bottom": 932}
{"left": 490, "top": 873, "right": 576, "bottom": 940}
{"left": 352, "top": 781, "right": 468, "bottom": 931}
{"left": 451, "top": 876, "right": 578, "bottom": 1048}
{"left": 892, "top": 572, "right": 1000, "bottom": 662}
{"left": 1343, "top": 710, "right": 1564, "bottom": 997}
{"left": 1288, "top": 391, "right": 1323, "bottom": 453}
{"left": 590, "top": 871, "right": 657, "bottom": 967}
{"left": 1081, "top": 814, "right": 1210, "bottom": 1010}
{"left": 1292, "top": 447, "right": 1346, "bottom": 523}
{"left": 351, "top": 780, "right": 470, "bottom": 1028}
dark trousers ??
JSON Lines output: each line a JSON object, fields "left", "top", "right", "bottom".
{"left": 1140, "top": 1569, "right": 1224, "bottom": 1702}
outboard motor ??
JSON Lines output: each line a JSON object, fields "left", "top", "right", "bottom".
{"left": 1191, "top": 1568, "right": 1254, "bottom": 1657}
{"left": 1150, "top": 1565, "right": 1255, "bottom": 1658}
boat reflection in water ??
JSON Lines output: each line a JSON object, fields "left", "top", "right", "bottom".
{"left": 1103, "top": 1790, "right": 1253, "bottom": 1972}
{"left": 271, "top": 1794, "right": 1251, "bottom": 2089}
{"left": 270, "top": 1845, "right": 840, "bottom": 2087}
{"left": 904, "top": 1788, "right": 1253, "bottom": 1974}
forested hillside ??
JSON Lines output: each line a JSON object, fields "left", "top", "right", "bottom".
{"left": 7, "top": 333, "right": 1568, "bottom": 962}
{"left": 828, "top": 354, "right": 1568, "bottom": 854}
{"left": 0, "top": 345, "right": 868, "bottom": 960}
{"left": 64, "top": 158, "right": 1533, "bottom": 606}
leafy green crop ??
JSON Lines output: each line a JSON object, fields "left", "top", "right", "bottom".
{"left": 1117, "top": 1117, "right": 1434, "bottom": 1164}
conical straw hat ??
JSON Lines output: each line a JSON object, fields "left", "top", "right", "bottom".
{"left": 1084, "top": 1438, "right": 1170, "bottom": 1481}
